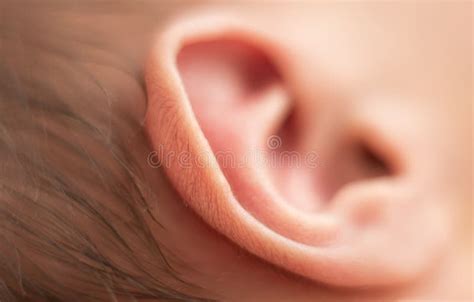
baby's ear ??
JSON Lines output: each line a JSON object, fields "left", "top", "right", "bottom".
{"left": 144, "top": 13, "right": 449, "bottom": 287}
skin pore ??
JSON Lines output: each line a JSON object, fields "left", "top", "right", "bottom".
{"left": 0, "top": 1, "right": 471, "bottom": 301}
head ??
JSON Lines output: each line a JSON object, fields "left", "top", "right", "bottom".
{"left": 0, "top": 1, "right": 472, "bottom": 301}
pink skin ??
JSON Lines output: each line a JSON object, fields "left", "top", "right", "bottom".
{"left": 1, "top": 2, "right": 470, "bottom": 301}
{"left": 143, "top": 3, "right": 472, "bottom": 302}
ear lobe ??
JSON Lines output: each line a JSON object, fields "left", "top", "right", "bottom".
{"left": 145, "top": 14, "right": 450, "bottom": 288}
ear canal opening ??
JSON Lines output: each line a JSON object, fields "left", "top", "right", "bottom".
{"left": 320, "top": 138, "right": 396, "bottom": 202}
{"left": 359, "top": 142, "right": 393, "bottom": 177}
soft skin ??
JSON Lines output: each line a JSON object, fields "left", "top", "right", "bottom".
{"left": 1, "top": 1, "right": 471, "bottom": 302}
{"left": 144, "top": 2, "right": 472, "bottom": 301}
